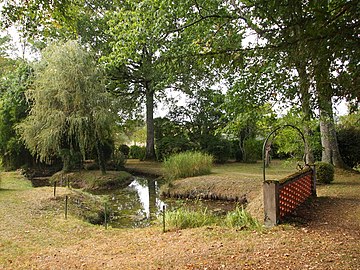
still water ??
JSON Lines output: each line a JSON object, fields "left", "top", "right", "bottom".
{"left": 90, "top": 176, "right": 238, "bottom": 228}
{"left": 91, "top": 177, "right": 165, "bottom": 228}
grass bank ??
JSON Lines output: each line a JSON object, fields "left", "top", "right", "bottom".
{"left": 50, "top": 170, "right": 133, "bottom": 190}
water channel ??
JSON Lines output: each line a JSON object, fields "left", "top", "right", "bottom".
{"left": 31, "top": 175, "right": 238, "bottom": 228}
{"left": 90, "top": 176, "right": 238, "bottom": 228}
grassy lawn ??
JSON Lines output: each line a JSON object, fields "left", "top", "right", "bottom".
{"left": 0, "top": 163, "right": 359, "bottom": 269}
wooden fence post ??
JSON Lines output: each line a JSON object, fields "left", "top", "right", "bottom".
{"left": 263, "top": 181, "right": 280, "bottom": 227}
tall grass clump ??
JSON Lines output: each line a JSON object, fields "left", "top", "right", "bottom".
{"left": 163, "top": 207, "right": 217, "bottom": 230}
{"left": 224, "top": 207, "right": 261, "bottom": 230}
{"left": 163, "top": 151, "right": 213, "bottom": 182}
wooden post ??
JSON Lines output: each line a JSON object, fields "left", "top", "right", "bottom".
{"left": 263, "top": 181, "right": 280, "bottom": 227}
{"left": 53, "top": 181, "right": 57, "bottom": 197}
{"left": 65, "top": 195, "right": 68, "bottom": 219}
{"left": 162, "top": 205, "right": 166, "bottom": 233}
{"left": 104, "top": 202, "right": 108, "bottom": 230}
{"left": 311, "top": 165, "right": 317, "bottom": 197}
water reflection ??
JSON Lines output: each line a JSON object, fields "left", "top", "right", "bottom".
{"left": 90, "top": 177, "right": 238, "bottom": 228}
{"left": 93, "top": 177, "right": 165, "bottom": 228}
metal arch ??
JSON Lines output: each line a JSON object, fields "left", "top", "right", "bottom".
{"left": 262, "top": 124, "right": 306, "bottom": 182}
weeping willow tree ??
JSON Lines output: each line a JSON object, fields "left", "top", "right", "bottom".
{"left": 17, "top": 40, "right": 114, "bottom": 173}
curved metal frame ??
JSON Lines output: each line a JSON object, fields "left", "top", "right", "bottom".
{"left": 262, "top": 124, "right": 306, "bottom": 182}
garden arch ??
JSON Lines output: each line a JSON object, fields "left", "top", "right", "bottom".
{"left": 262, "top": 124, "right": 306, "bottom": 182}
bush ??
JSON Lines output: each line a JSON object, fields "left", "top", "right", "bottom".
{"left": 155, "top": 135, "right": 193, "bottom": 161}
{"left": 337, "top": 127, "right": 360, "bottom": 169}
{"left": 230, "top": 140, "right": 243, "bottom": 161}
{"left": 163, "top": 151, "right": 213, "bottom": 182}
{"left": 243, "top": 138, "right": 262, "bottom": 163}
{"left": 129, "top": 145, "right": 146, "bottom": 159}
{"left": 315, "top": 162, "right": 335, "bottom": 184}
{"left": 110, "top": 150, "right": 127, "bottom": 170}
{"left": 204, "top": 136, "right": 231, "bottom": 164}
{"left": 119, "top": 144, "right": 130, "bottom": 156}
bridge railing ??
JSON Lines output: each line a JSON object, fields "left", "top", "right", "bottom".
{"left": 263, "top": 165, "right": 316, "bottom": 226}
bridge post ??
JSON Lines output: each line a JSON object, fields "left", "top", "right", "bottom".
{"left": 263, "top": 180, "right": 280, "bottom": 226}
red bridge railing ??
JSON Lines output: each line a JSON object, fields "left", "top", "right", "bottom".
{"left": 263, "top": 166, "right": 316, "bottom": 226}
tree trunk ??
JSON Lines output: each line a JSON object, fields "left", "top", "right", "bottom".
{"left": 144, "top": 81, "right": 156, "bottom": 160}
{"left": 314, "top": 57, "right": 346, "bottom": 168}
{"left": 296, "top": 62, "right": 314, "bottom": 164}
{"left": 312, "top": 0, "right": 346, "bottom": 168}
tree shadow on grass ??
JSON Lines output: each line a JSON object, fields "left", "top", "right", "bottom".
{"left": 283, "top": 195, "right": 360, "bottom": 233}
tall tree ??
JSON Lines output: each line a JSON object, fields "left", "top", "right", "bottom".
{"left": 215, "top": 0, "right": 358, "bottom": 166}
{"left": 17, "top": 40, "right": 114, "bottom": 173}
{"left": 102, "top": 0, "right": 206, "bottom": 160}
{"left": 0, "top": 61, "right": 33, "bottom": 170}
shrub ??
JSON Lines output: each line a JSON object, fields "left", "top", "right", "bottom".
{"left": 243, "top": 138, "right": 262, "bottom": 163}
{"left": 163, "top": 207, "right": 217, "bottom": 230}
{"left": 230, "top": 140, "right": 243, "bottom": 161}
{"left": 110, "top": 150, "right": 127, "bottom": 170}
{"left": 315, "top": 162, "right": 335, "bottom": 184}
{"left": 204, "top": 136, "right": 231, "bottom": 164}
{"left": 155, "top": 135, "right": 193, "bottom": 161}
{"left": 163, "top": 151, "right": 213, "bottom": 182}
{"left": 337, "top": 127, "right": 360, "bottom": 168}
{"left": 119, "top": 144, "right": 130, "bottom": 156}
{"left": 129, "top": 145, "right": 146, "bottom": 159}
{"left": 223, "top": 207, "right": 261, "bottom": 230}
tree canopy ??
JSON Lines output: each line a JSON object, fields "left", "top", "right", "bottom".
{"left": 17, "top": 40, "right": 115, "bottom": 172}
{"left": 1, "top": 0, "right": 359, "bottom": 169}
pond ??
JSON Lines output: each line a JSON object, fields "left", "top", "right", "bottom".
{"left": 30, "top": 175, "right": 239, "bottom": 228}
{"left": 91, "top": 177, "right": 166, "bottom": 228}
{"left": 90, "top": 176, "right": 238, "bottom": 228}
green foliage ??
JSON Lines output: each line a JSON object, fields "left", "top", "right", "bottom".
{"left": 337, "top": 127, "right": 360, "bottom": 169}
{"left": 111, "top": 150, "right": 127, "bottom": 170}
{"left": 163, "top": 152, "right": 213, "bottom": 182}
{"left": 154, "top": 117, "right": 193, "bottom": 161}
{"left": 129, "top": 145, "right": 146, "bottom": 160}
{"left": 222, "top": 103, "right": 276, "bottom": 163}
{"left": 119, "top": 144, "right": 130, "bottom": 156}
{"left": 156, "top": 135, "right": 193, "bottom": 161}
{"left": 17, "top": 40, "right": 115, "bottom": 171}
{"left": 315, "top": 162, "right": 335, "bottom": 184}
{"left": 0, "top": 61, "right": 33, "bottom": 170}
{"left": 243, "top": 138, "right": 262, "bottom": 163}
{"left": 230, "top": 140, "right": 243, "bottom": 161}
{"left": 224, "top": 207, "right": 261, "bottom": 230}
{"left": 162, "top": 206, "right": 260, "bottom": 231}
{"left": 163, "top": 207, "right": 217, "bottom": 230}
{"left": 202, "top": 135, "right": 231, "bottom": 164}
{"left": 337, "top": 113, "right": 360, "bottom": 169}
{"left": 274, "top": 110, "right": 321, "bottom": 161}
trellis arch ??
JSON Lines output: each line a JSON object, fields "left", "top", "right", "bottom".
{"left": 262, "top": 124, "right": 307, "bottom": 182}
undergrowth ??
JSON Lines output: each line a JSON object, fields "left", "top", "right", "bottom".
{"left": 161, "top": 206, "right": 261, "bottom": 231}
{"left": 163, "top": 151, "right": 213, "bottom": 182}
